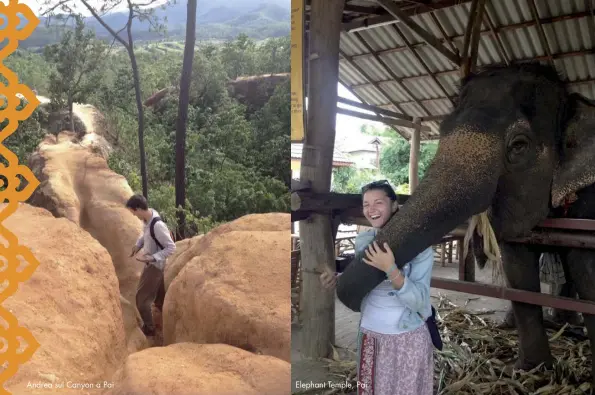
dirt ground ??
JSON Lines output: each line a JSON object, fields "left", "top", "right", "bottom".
{"left": 291, "top": 260, "right": 555, "bottom": 393}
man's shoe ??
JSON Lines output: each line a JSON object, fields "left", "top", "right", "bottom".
{"left": 141, "top": 324, "right": 156, "bottom": 337}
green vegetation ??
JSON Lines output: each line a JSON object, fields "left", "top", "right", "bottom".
{"left": 44, "top": 15, "right": 108, "bottom": 133}
{"left": 331, "top": 125, "right": 438, "bottom": 194}
{"left": 379, "top": 135, "right": 438, "bottom": 186}
{"left": 5, "top": 34, "right": 291, "bottom": 236}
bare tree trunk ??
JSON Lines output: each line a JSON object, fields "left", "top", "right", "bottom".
{"left": 80, "top": 0, "right": 149, "bottom": 198}
{"left": 127, "top": 16, "right": 148, "bottom": 199}
{"left": 174, "top": 0, "right": 197, "bottom": 239}
{"left": 128, "top": 46, "right": 148, "bottom": 198}
{"left": 68, "top": 97, "right": 75, "bottom": 135}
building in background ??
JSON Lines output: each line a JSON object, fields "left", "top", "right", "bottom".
{"left": 291, "top": 143, "right": 353, "bottom": 182}
{"left": 343, "top": 136, "right": 386, "bottom": 170}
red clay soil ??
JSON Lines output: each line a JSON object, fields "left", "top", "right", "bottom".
{"left": 163, "top": 214, "right": 291, "bottom": 362}
{"left": 164, "top": 213, "right": 289, "bottom": 290}
{"left": 104, "top": 343, "right": 290, "bottom": 395}
{"left": 2, "top": 204, "right": 127, "bottom": 394}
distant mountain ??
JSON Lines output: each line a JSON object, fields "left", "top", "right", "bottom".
{"left": 23, "top": 0, "right": 290, "bottom": 49}
{"left": 196, "top": 6, "right": 244, "bottom": 24}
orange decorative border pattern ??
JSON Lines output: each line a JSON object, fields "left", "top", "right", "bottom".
{"left": 0, "top": 1, "right": 41, "bottom": 394}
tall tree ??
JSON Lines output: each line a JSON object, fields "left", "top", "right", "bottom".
{"left": 379, "top": 136, "right": 438, "bottom": 185}
{"left": 42, "top": 0, "right": 174, "bottom": 198}
{"left": 174, "top": 0, "right": 197, "bottom": 239}
{"left": 43, "top": 15, "right": 106, "bottom": 134}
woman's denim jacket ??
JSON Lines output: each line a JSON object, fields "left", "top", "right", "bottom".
{"left": 353, "top": 228, "right": 434, "bottom": 332}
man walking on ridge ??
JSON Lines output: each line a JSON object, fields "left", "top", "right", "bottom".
{"left": 126, "top": 194, "right": 176, "bottom": 337}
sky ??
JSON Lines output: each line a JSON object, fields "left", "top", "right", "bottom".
{"left": 6, "top": 0, "right": 169, "bottom": 16}
{"left": 335, "top": 83, "right": 385, "bottom": 150}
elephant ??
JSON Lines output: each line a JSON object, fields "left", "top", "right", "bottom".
{"left": 336, "top": 63, "right": 595, "bottom": 381}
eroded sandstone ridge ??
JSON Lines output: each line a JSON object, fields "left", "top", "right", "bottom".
{"left": 3, "top": 204, "right": 127, "bottom": 394}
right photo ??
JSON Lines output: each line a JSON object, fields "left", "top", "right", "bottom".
{"left": 290, "top": 1, "right": 595, "bottom": 395}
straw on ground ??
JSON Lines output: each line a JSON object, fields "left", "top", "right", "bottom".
{"left": 296, "top": 296, "right": 592, "bottom": 395}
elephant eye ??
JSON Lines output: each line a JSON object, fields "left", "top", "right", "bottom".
{"left": 508, "top": 133, "right": 531, "bottom": 153}
{"left": 511, "top": 140, "right": 527, "bottom": 152}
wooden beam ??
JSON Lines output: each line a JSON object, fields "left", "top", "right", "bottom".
{"left": 292, "top": 191, "right": 361, "bottom": 212}
{"left": 468, "top": 0, "right": 487, "bottom": 74}
{"left": 585, "top": 0, "right": 595, "bottom": 55}
{"left": 292, "top": 191, "right": 410, "bottom": 213}
{"left": 292, "top": 210, "right": 312, "bottom": 222}
{"left": 461, "top": 0, "right": 487, "bottom": 77}
{"left": 408, "top": 118, "right": 421, "bottom": 192}
{"left": 420, "top": 114, "right": 448, "bottom": 122}
{"left": 527, "top": 0, "right": 554, "bottom": 66}
{"left": 461, "top": 0, "right": 479, "bottom": 63}
{"left": 337, "top": 75, "right": 410, "bottom": 140}
{"left": 298, "top": 0, "right": 344, "bottom": 360}
{"left": 510, "top": 229, "right": 595, "bottom": 249}
{"left": 343, "top": 4, "right": 384, "bottom": 15}
{"left": 341, "top": 10, "right": 593, "bottom": 63}
{"left": 337, "top": 96, "right": 412, "bottom": 121}
{"left": 291, "top": 178, "right": 312, "bottom": 192}
{"left": 539, "top": 218, "right": 595, "bottom": 232}
{"left": 431, "top": 278, "right": 595, "bottom": 316}
{"left": 336, "top": 107, "right": 431, "bottom": 132}
{"left": 342, "top": 0, "right": 474, "bottom": 32}
{"left": 375, "top": 0, "right": 461, "bottom": 66}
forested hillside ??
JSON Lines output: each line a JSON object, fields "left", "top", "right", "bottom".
{"left": 6, "top": 34, "right": 291, "bottom": 236}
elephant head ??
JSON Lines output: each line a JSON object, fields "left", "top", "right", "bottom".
{"left": 337, "top": 63, "right": 595, "bottom": 311}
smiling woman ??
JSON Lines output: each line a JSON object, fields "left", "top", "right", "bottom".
{"left": 361, "top": 180, "right": 398, "bottom": 228}
{"left": 320, "top": 179, "right": 436, "bottom": 395}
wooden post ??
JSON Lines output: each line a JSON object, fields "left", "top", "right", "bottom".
{"left": 408, "top": 118, "right": 421, "bottom": 192}
{"left": 298, "top": 0, "right": 345, "bottom": 359}
{"left": 332, "top": 214, "right": 341, "bottom": 258}
{"left": 465, "top": 247, "right": 476, "bottom": 282}
{"left": 460, "top": 0, "right": 487, "bottom": 77}
{"left": 456, "top": 240, "right": 463, "bottom": 262}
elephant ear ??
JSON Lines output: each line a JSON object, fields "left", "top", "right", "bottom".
{"left": 551, "top": 93, "right": 595, "bottom": 208}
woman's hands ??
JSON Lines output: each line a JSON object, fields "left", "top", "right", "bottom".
{"left": 363, "top": 241, "right": 396, "bottom": 273}
{"left": 320, "top": 271, "right": 338, "bottom": 290}
{"left": 364, "top": 241, "right": 405, "bottom": 289}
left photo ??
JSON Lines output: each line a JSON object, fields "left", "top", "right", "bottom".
{"left": 1, "top": 0, "right": 292, "bottom": 393}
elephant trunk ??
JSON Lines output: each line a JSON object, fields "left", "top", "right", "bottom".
{"left": 337, "top": 130, "right": 504, "bottom": 311}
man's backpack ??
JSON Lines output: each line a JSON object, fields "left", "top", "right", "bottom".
{"left": 149, "top": 217, "right": 175, "bottom": 250}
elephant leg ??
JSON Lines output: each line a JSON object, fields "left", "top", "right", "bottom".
{"left": 497, "top": 304, "right": 516, "bottom": 329}
{"left": 500, "top": 242, "right": 553, "bottom": 370}
{"left": 563, "top": 249, "right": 595, "bottom": 385}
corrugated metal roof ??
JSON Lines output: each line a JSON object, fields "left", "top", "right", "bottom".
{"left": 332, "top": 0, "right": 595, "bottom": 140}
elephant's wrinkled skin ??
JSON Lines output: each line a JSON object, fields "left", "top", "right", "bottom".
{"left": 336, "top": 63, "right": 595, "bottom": 378}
